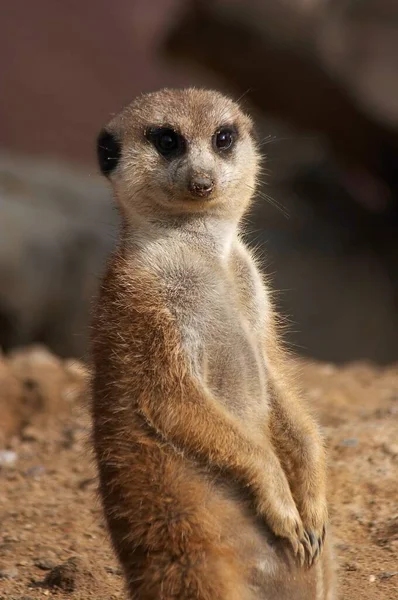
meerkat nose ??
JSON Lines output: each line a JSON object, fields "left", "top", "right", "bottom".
{"left": 188, "top": 174, "right": 214, "bottom": 198}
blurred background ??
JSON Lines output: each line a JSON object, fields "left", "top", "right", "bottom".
{"left": 1, "top": 0, "right": 397, "bottom": 363}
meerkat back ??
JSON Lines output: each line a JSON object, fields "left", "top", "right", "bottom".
{"left": 91, "top": 88, "right": 336, "bottom": 599}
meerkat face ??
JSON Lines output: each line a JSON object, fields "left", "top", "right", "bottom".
{"left": 97, "top": 88, "right": 260, "bottom": 220}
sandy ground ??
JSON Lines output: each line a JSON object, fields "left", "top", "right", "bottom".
{"left": 0, "top": 346, "right": 397, "bottom": 599}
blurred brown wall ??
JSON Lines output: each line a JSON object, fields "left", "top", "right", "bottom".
{"left": 0, "top": 0, "right": 208, "bottom": 169}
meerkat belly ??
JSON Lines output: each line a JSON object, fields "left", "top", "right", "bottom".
{"left": 202, "top": 310, "right": 269, "bottom": 425}
{"left": 172, "top": 247, "right": 270, "bottom": 427}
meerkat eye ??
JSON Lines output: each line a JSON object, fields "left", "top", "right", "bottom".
{"left": 145, "top": 127, "right": 185, "bottom": 159}
{"left": 213, "top": 126, "right": 237, "bottom": 153}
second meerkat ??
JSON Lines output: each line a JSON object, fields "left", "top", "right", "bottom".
{"left": 91, "top": 88, "right": 335, "bottom": 599}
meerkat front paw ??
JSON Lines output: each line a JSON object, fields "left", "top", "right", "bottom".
{"left": 265, "top": 501, "right": 313, "bottom": 567}
{"left": 256, "top": 480, "right": 313, "bottom": 568}
{"left": 300, "top": 497, "right": 328, "bottom": 567}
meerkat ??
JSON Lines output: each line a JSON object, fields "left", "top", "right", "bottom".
{"left": 91, "top": 88, "right": 336, "bottom": 600}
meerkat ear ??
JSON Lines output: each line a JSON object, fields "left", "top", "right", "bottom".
{"left": 97, "top": 129, "right": 121, "bottom": 177}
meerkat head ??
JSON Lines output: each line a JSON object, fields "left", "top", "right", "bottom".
{"left": 97, "top": 88, "right": 260, "bottom": 223}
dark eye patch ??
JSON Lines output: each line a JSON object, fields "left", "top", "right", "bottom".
{"left": 145, "top": 126, "right": 186, "bottom": 159}
{"left": 212, "top": 125, "right": 238, "bottom": 154}
{"left": 97, "top": 129, "right": 121, "bottom": 177}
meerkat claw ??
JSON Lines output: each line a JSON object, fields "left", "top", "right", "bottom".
{"left": 304, "top": 528, "right": 326, "bottom": 567}
{"left": 297, "top": 542, "right": 306, "bottom": 568}
{"left": 322, "top": 524, "right": 327, "bottom": 544}
{"left": 308, "top": 531, "right": 317, "bottom": 547}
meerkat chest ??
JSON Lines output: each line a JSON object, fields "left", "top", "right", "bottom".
{"left": 168, "top": 243, "right": 270, "bottom": 427}
{"left": 205, "top": 249, "right": 270, "bottom": 421}
{"left": 203, "top": 307, "right": 268, "bottom": 425}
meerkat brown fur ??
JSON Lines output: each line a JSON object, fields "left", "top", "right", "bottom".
{"left": 91, "top": 88, "right": 335, "bottom": 599}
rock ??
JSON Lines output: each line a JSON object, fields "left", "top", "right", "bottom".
{"left": 44, "top": 556, "right": 98, "bottom": 593}
{"left": 11, "top": 346, "right": 61, "bottom": 369}
{"left": 344, "top": 562, "right": 358, "bottom": 571}
{"left": 78, "top": 477, "right": 95, "bottom": 490}
{"left": 382, "top": 442, "right": 398, "bottom": 457}
{"left": 0, "top": 565, "right": 18, "bottom": 579}
{"left": 0, "top": 346, "right": 88, "bottom": 444}
{"left": 379, "top": 571, "right": 398, "bottom": 580}
{"left": 25, "top": 465, "right": 46, "bottom": 478}
{"left": 340, "top": 438, "right": 359, "bottom": 447}
{"left": 21, "top": 426, "right": 43, "bottom": 442}
{"left": 2, "top": 534, "right": 19, "bottom": 544}
{"left": 0, "top": 450, "right": 17, "bottom": 467}
{"left": 34, "top": 554, "right": 57, "bottom": 571}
